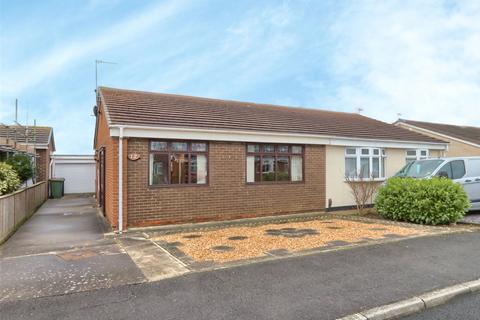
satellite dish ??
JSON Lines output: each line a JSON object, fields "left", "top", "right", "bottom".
{"left": 93, "top": 105, "right": 98, "bottom": 116}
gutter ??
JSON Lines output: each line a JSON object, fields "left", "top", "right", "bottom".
{"left": 117, "top": 126, "right": 124, "bottom": 234}
{"left": 108, "top": 124, "right": 448, "bottom": 150}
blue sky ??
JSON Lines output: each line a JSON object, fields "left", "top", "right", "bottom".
{"left": 1, "top": 0, "right": 479, "bottom": 154}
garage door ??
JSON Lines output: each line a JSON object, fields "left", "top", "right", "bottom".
{"left": 54, "top": 163, "right": 95, "bottom": 194}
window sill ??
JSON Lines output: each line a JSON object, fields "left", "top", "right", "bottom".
{"left": 343, "top": 178, "right": 386, "bottom": 183}
{"left": 148, "top": 183, "right": 209, "bottom": 189}
{"left": 246, "top": 181, "right": 305, "bottom": 185}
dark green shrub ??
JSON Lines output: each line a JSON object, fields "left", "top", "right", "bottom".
{"left": 6, "top": 154, "right": 33, "bottom": 182}
{"left": 0, "top": 162, "right": 21, "bottom": 195}
{"left": 375, "top": 177, "right": 470, "bottom": 225}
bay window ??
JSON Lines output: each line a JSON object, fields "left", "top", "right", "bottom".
{"left": 345, "top": 147, "right": 386, "bottom": 179}
{"left": 149, "top": 141, "right": 208, "bottom": 185}
{"left": 246, "top": 144, "right": 303, "bottom": 183}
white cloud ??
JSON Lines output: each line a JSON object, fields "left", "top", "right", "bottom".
{"left": 317, "top": 1, "right": 480, "bottom": 126}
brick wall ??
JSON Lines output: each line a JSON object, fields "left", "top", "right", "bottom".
{"left": 126, "top": 139, "right": 326, "bottom": 227}
{"left": 36, "top": 149, "right": 47, "bottom": 182}
{"left": 94, "top": 102, "right": 128, "bottom": 230}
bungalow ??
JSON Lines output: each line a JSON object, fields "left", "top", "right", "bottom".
{"left": 396, "top": 119, "right": 480, "bottom": 157}
{"left": 93, "top": 87, "right": 447, "bottom": 232}
{"left": 0, "top": 124, "right": 55, "bottom": 183}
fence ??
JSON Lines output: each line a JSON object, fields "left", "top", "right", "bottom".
{"left": 0, "top": 181, "right": 47, "bottom": 244}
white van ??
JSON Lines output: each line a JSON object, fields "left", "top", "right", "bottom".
{"left": 395, "top": 157, "right": 480, "bottom": 211}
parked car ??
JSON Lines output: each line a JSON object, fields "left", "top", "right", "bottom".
{"left": 395, "top": 157, "right": 480, "bottom": 211}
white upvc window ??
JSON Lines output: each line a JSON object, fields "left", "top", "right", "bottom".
{"left": 345, "top": 147, "right": 386, "bottom": 180}
{"left": 406, "top": 149, "right": 429, "bottom": 164}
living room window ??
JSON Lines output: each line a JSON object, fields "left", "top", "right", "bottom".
{"left": 246, "top": 144, "right": 303, "bottom": 183}
{"left": 345, "top": 147, "right": 386, "bottom": 179}
{"left": 149, "top": 141, "right": 208, "bottom": 185}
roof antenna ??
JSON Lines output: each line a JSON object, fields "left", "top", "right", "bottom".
{"left": 15, "top": 98, "right": 18, "bottom": 123}
{"left": 397, "top": 113, "right": 402, "bottom": 119}
{"left": 355, "top": 107, "right": 364, "bottom": 114}
{"left": 95, "top": 59, "right": 117, "bottom": 94}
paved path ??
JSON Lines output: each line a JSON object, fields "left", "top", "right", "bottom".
{"left": 2, "top": 230, "right": 480, "bottom": 320}
{"left": 0, "top": 195, "right": 146, "bottom": 302}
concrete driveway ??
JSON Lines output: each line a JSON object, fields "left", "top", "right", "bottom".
{"left": 0, "top": 195, "right": 146, "bottom": 302}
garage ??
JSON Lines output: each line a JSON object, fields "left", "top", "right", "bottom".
{"left": 51, "top": 155, "right": 95, "bottom": 194}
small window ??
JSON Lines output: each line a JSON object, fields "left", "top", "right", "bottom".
{"left": 406, "top": 149, "right": 429, "bottom": 163}
{"left": 263, "top": 145, "right": 275, "bottom": 153}
{"left": 450, "top": 160, "right": 466, "bottom": 179}
{"left": 278, "top": 145, "right": 289, "bottom": 153}
{"left": 346, "top": 148, "right": 356, "bottom": 155}
{"left": 171, "top": 142, "right": 188, "bottom": 152}
{"left": 192, "top": 142, "right": 207, "bottom": 152}
{"left": 437, "top": 162, "right": 453, "bottom": 179}
{"left": 247, "top": 144, "right": 260, "bottom": 153}
{"left": 361, "top": 148, "right": 369, "bottom": 155}
{"left": 292, "top": 146, "right": 303, "bottom": 154}
{"left": 151, "top": 141, "right": 167, "bottom": 151}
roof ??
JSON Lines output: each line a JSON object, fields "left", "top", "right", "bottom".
{"left": 98, "top": 87, "right": 444, "bottom": 144}
{"left": 0, "top": 125, "right": 55, "bottom": 150}
{"left": 397, "top": 119, "right": 480, "bottom": 146}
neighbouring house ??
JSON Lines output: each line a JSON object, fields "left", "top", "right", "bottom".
{"left": 0, "top": 124, "right": 55, "bottom": 183}
{"left": 396, "top": 119, "right": 480, "bottom": 157}
{"left": 93, "top": 87, "right": 448, "bottom": 231}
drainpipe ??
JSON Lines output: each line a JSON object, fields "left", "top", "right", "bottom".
{"left": 118, "top": 126, "right": 124, "bottom": 234}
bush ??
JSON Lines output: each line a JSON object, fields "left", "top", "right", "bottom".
{"left": 6, "top": 154, "right": 33, "bottom": 182}
{"left": 375, "top": 177, "right": 470, "bottom": 225}
{"left": 0, "top": 162, "right": 21, "bottom": 195}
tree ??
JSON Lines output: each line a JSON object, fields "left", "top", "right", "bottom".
{"left": 0, "top": 162, "right": 21, "bottom": 195}
{"left": 6, "top": 154, "right": 34, "bottom": 182}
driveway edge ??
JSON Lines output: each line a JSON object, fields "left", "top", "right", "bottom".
{"left": 338, "top": 278, "right": 480, "bottom": 320}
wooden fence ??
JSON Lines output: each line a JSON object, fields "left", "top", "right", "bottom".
{"left": 0, "top": 181, "right": 47, "bottom": 244}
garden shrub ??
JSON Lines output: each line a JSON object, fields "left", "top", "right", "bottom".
{"left": 375, "top": 177, "right": 470, "bottom": 225}
{"left": 6, "top": 154, "right": 33, "bottom": 182}
{"left": 0, "top": 162, "right": 21, "bottom": 195}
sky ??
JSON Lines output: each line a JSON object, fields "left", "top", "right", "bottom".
{"left": 1, "top": 0, "right": 479, "bottom": 154}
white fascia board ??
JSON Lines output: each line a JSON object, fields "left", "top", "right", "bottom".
{"left": 109, "top": 125, "right": 448, "bottom": 150}
{"left": 397, "top": 122, "right": 480, "bottom": 148}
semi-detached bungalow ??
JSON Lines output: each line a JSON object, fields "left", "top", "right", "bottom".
{"left": 93, "top": 87, "right": 447, "bottom": 232}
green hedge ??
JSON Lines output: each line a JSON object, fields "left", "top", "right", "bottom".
{"left": 375, "top": 177, "right": 470, "bottom": 225}
{"left": 0, "top": 162, "right": 21, "bottom": 195}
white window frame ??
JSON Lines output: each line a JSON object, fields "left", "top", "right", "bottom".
{"left": 345, "top": 147, "right": 386, "bottom": 181}
{"left": 406, "top": 149, "right": 429, "bottom": 164}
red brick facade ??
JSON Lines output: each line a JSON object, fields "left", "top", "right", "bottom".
{"left": 125, "top": 139, "right": 326, "bottom": 227}
{"left": 95, "top": 104, "right": 326, "bottom": 230}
